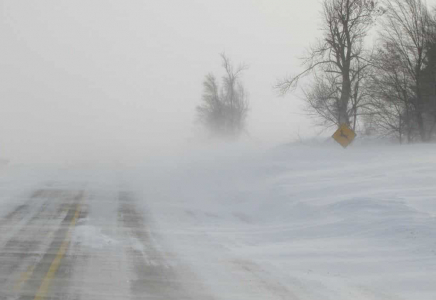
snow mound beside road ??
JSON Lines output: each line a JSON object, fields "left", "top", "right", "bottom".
{"left": 136, "top": 143, "right": 436, "bottom": 300}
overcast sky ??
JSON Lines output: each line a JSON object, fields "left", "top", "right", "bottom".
{"left": 2, "top": 0, "right": 433, "bottom": 163}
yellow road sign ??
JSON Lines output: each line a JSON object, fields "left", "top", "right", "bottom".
{"left": 332, "top": 124, "right": 356, "bottom": 148}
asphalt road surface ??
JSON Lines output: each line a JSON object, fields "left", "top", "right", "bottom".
{"left": 0, "top": 183, "right": 214, "bottom": 300}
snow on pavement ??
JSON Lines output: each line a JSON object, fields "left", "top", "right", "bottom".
{"left": 0, "top": 142, "right": 435, "bottom": 299}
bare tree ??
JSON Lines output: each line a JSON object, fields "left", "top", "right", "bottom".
{"left": 276, "top": 0, "right": 380, "bottom": 128}
{"left": 367, "top": 39, "right": 418, "bottom": 143}
{"left": 196, "top": 74, "right": 224, "bottom": 135}
{"left": 420, "top": 28, "right": 436, "bottom": 141}
{"left": 196, "top": 54, "right": 249, "bottom": 139}
{"left": 378, "top": 0, "right": 436, "bottom": 141}
{"left": 302, "top": 73, "right": 343, "bottom": 129}
{"left": 302, "top": 55, "right": 372, "bottom": 130}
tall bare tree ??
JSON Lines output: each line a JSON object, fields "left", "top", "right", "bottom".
{"left": 366, "top": 42, "right": 417, "bottom": 143}
{"left": 196, "top": 54, "right": 249, "bottom": 139}
{"left": 377, "top": 0, "right": 436, "bottom": 141}
{"left": 276, "top": 0, "right": 380, "bottom": 128}
{"left": 421, "top": 39, "right": 436, "bottom": 140}
{"left": 302, "top": 56, "right": 372, "bottom": 130}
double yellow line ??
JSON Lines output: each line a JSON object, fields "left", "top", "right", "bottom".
{"left": 31, "top": 201, "right": 82, "bottom": 300}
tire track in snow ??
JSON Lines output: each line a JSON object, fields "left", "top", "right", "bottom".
{"left": 118, "top": 191, "right": 197, "bottom": 300}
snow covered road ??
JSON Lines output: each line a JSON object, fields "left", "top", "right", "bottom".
{"left": 0, "top": 180, "right": 214, "bottom": 299}
{"left": 0, "top": 143, "right": 436, "bottom": 299}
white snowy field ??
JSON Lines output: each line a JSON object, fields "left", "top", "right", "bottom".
{"left": 0, "top": 142, "right": 435, "bottom": 299}
{"left": 130, "top": 142, "right": 436, "bottom": 300}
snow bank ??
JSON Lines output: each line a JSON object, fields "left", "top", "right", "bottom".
{"left": 134, "top": 142, "right": 436, "bottom": 300}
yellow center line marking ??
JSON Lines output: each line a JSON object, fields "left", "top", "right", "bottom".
{"left": 33, "top": 202, "right": 82, "bottom": 300}
{"left": 14, "top": 265, "right": 35, "bottom": 292}
{"left": 14, "top": 215, "right": 59, "bottom": 292}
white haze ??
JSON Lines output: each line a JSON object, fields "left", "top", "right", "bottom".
{"left": 0, "top": 0, "right": 326, "bottom": 164}
{"left": 2, "top": 2, "right": 436, "bottom": 298}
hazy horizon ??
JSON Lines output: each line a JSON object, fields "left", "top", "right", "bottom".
{"left": 2, "top": 0, "right": 436, "bottom": 164}
{"left": 0, "top": 0, "right": 325, "bottom": 163}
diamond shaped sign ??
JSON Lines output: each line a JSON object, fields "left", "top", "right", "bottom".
{"left": 332, "top": 123, "right": 356, "bottom": 148}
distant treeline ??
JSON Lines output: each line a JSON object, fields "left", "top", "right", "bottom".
{"left": 197, "top": 0, "right": 436, "bottom": 144}
{"left": 276, "top": 0, "right": 436, "bottom": 143}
